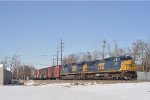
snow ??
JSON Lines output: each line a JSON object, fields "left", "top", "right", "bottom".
{"left": 0, "top": 64, "right": 3, "bottom": 68}
{"left": 24, "top": 80, "right": 35, "bottom": 86}
{"left": 0, "top": 82, "right": 150, "bottom": 100}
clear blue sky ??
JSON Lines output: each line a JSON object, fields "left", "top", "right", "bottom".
{"left": 0, "top": 1, "right": 150, "bottom": 68}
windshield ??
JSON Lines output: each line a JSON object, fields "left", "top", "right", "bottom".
{"left": 119, "top": 56, "right": 133, "bottom": 60}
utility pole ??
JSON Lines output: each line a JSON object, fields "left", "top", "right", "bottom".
{"left": 60, "top": 39, "right": 64, "bottom": 66}
{"left": 52, "top": 49, "right": 58, "bottom": 66}
{"left": 57, "top": 46, "right": 59, "bottom": 65}
{"left": 52, "top": 57, "right": 56, "bottom": 66}
{"left": 53, "top": 39, "right": 64, "bottom": 66}
{"left": 102, "top": 39, "right": 106, "bottom": 60}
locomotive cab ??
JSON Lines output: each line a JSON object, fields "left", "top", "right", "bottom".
{"left": 120, "top": 55, "right": 137, "bottom": 72}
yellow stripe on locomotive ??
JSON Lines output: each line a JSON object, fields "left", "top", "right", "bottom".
{"left": 120, "top": 59, "right": 137, "bottom": 72}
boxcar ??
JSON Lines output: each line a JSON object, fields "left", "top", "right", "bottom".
{"left": 34, "top": 69, "right": 40, "bottom": 79}
{"left": 39, "top": 68, "right": 47, "bottom": 79}
{"left": 47, "top": 67, "right": 52, "bottom": 79}
{"left": 54, "top": 65, "right": 61, "bottom": 79}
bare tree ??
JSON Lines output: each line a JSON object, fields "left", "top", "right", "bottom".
{"left": 0, "top": 57, "right": 9, "bottom": 69}
{"left": 106, "top": 42, "right": 112, "bottom": 57}
{"left": 126, "top": 47, "right": 132, "bottom": 55}
{"left": 92, "top": 51, "right": 102, "bottom": 60}
{"left": 106, "top": 40, "right": 126, "bottom": 57}
{"left": 62, "top": 57, "right": 67, "bottom": 65}
{"left": 14, "top": 65, "right": 35, "bottom": 80}
{"left": 87, "top": 52, "right": 92, "bottom": 61}
{"left": 63, "top": 51, "right": 102, "bottom": 64}
{"left": 62, "top": 54, "right": 78, "bottom": 64}
{"left": 0, "top": 55, "right": 21, "bottom": 78}
{"left": 79, "top": 52, "right": 86, "bottom": 62}
{"left": 9, "top": 55, "right": 21, "bottom": 78}
{"left": 80, "top": 52, "right": 92, "bottom": 62}
{"left": 132, "top": 40, "right": 150, "bottom": 72}
{"left": 113, "top": 40, "right": 119, "bottom": 56}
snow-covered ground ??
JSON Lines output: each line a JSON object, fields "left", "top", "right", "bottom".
{"left": 0, "top": 82, "right": 150, "bottom": 100}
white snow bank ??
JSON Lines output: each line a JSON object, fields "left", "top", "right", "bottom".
{"left": 0, "top": 82, "right": 150, "bottom": 100}
{"left": 24, "top": 80, "right": 35, "bottom": 86}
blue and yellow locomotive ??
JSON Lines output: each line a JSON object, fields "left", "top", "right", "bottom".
{"left": 61, "top": 55, "right": 137, "bottom": 80}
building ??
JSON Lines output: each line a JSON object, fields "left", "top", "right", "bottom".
{"left": 0, "top": 64, "right": 13, "bottom": 85}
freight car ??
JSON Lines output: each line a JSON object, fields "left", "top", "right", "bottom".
{"left": 33, "top": 55, "right": 137, "bottom": 80}
{"left": 33, "top": 65, "right": 61, "bottom": 80}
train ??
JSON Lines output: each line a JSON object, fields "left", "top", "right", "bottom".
{"left": 32, "top": 55, "right": 137, "bottom": 80}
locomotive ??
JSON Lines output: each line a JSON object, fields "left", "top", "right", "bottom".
{"left": 33, "top": 55, "right": 137, "bottom": 80}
